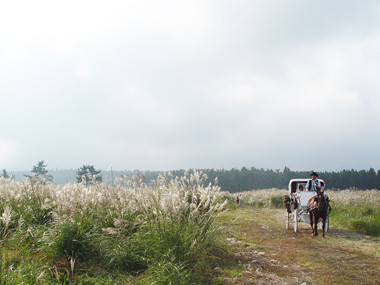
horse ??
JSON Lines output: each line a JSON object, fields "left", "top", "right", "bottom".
{"left": 307, "top": 191, "right": 331, "bottom": 238}
{"left": 284, "top": 195, "right": 298, "bottom": 213}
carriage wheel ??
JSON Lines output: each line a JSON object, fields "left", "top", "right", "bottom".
{"left": 286, "top": 212, "right": 290, "bottom": 229}
{"left": 293, "top": 209, "right": 298, "bottom": 232}
{"left": 324, "top": 215, "right": 329, "bottom": 232}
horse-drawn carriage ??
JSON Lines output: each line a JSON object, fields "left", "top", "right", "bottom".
{"left": 284, "top": 179, "right": 330, "bottom": 235}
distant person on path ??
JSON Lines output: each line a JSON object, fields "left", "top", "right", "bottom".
{"left": 305, "top": 172, "right": 322, "bottom": 193}
{"left": 236, "top": 195, "right": 239, "bottom": 204}
{"left": 239, "top": 194, "right": 242, "bottom": 205}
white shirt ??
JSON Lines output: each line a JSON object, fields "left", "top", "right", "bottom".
{"left": 305, "top": 179, "right": 322, "bottom": 191}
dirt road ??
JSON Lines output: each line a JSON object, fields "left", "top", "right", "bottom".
{"left": 216, "top": 207, "right": 380, "bottom": 285}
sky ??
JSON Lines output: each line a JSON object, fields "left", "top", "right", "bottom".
{"left": 1, "top": 0, "right": 380, "bottom": 172}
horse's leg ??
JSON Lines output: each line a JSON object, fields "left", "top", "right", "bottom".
{"left": 309, "top": 212, "right": 315, "bottom": 236}
{"left": 321, "top": 214, "right": 325, "bottom": 238}
{"left": 314, "top": 214, "right": 318, "bottom": 236}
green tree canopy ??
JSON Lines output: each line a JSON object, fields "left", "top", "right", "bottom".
{"left": 1, "top": 169, "right": 10, "bottom": 179}
{"left": 25, "top": 161, "right": 54, "bottom": 184}
{"left": 76, "top": 165, "right": 102, "bottom": 185}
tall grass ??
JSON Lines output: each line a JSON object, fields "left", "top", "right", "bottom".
{"left": 0, "top": 172, "right": 227, "bottom": 284}
{"left": 327, "top": 190, "right": 380, "bottom": 236}
{"left": 235, "top": 189, "right": 288, "bottom": 208}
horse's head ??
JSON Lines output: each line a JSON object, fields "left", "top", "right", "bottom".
{"left": 315, "top": 195, "right": 325, "bottom": 210}
{"left": 307, "top": 194, "right": 325, "bottom": 211}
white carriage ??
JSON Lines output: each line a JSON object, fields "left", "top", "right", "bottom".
{"left": 285, "top": 179, "right": 329, "bottom": 232}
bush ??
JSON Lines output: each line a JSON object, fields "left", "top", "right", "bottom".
{"left": 350, "top": 218, "right": 380, "bottom": 236}
{"left": 254, "top": 201, "right": 265, "bottom": 207}
{"left": 270, "top": 195, "right": 284, "bottom": 208}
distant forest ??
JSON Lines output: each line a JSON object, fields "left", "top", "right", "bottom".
{"left": 8, "top": 166, "right": 380, "bottom": 192}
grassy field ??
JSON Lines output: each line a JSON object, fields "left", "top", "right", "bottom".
{"left": 0, "top": 173, "right": 227, "bottom": 284}
{"left": 1, "top": 177, "right": 379, "bottom": 284}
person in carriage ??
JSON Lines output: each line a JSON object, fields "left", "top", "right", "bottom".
{"left": 305, "top": 172, "right": 323, "bottom": 192}
{"left": 305, "top": 171, "right": 330, "bottom": 204}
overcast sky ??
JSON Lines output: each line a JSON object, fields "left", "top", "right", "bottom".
{"left": 1, "top": 0, "right": 380, "bottom": 172}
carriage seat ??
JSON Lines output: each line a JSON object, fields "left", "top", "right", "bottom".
{"left": 298, "top": 191, "right": 317, "bottom": 209}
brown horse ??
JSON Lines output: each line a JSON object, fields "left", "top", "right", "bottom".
{"left": 307, "top": 191, "right": 330, "bottom": 238}
{"left": 284, "top": 195, "right": 298, "bottom": 213}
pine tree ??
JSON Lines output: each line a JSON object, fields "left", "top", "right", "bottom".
{"left": 76, "top": 165, "right": 102, "bottom": 185}
{"left": 1, "top": 169, "right": 10, "bottom": 179}
{"left": 25, "top": 161, "right": 54, "bottom": 184}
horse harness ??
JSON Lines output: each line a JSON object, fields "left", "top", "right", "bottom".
{"left": 307, "top": 190, "right": 328, "bottom": 212}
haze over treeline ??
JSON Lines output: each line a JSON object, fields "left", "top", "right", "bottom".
{"left": 6, "top": 166, "right": 380, "bottom": 191}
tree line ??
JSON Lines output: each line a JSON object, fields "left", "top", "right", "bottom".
{"left": 2, "top": 163, "right": 380, "bottom": 191}
{"left": 144, "top": 166, "right": 380, "bottom": 192}
{"left": 1, "top": 161, "right": 103, "bottom": 186}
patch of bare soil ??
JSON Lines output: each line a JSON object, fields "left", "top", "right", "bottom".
{"left": 216, "top": 207, "right": 380, "bottom": 285}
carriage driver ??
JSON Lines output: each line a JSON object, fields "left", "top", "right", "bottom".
{"left": 305, "top": 172, "right": 323, "bottom": 193}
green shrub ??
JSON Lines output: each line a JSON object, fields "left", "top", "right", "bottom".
{"left": 349, "top": 218, "right": 380, "bottom": 236}
{"left": 270, "top": 195, "right": 284, "bottom": 208}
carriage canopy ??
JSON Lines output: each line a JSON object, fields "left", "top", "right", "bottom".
{"left": 288, "top": 178, "right": 325, "bottom": 194}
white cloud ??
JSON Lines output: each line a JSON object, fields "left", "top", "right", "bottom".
{"left": 1, "top": 1, "right": 380, "bottom": 171}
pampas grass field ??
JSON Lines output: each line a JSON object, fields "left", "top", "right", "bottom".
{"left": 0, "top": 172, "right": 227, "bottom": 284}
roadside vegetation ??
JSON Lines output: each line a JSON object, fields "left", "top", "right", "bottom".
{"left": 328, "top": 190, "right": 380, "bottom": 236}
{"left": 0, "top": 172, "right": 227, "bottom": 284}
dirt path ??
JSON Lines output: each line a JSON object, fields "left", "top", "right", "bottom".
{"left": 216, "top": 207, "right": 380, "bottom": 285}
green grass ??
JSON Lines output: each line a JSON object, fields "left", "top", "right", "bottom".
{"left": 1, "top": 209, "right": 223, "bottom": 284}
{"left": 329, "top": 204, "right": 380, "bottom": 236}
